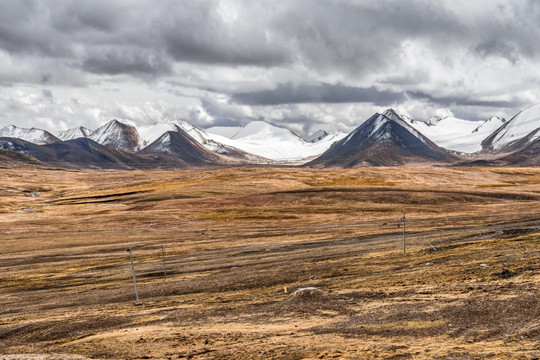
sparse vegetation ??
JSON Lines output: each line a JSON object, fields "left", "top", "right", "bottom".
{"left": 1, "top": 166, "right": 540, "bottom": 359}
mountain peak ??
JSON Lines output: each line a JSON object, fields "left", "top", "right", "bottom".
{"left": 103, "top": 119, "right": 124, "bottom": 129}
{"left": 382, "top": 108, "right": 401, "bottom": 121}
{"left": 88, "top": 119, "right": 142, "bottom": 152}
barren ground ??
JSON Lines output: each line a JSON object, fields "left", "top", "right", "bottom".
{"left": 0, "top": 166, "right": 539, "bottom": 359}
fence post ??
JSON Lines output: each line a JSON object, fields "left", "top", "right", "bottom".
{"left": 401, "top": 213, "right": 406, "bottom": 255}
{"left": 127, "top": 245, "right": 141, "bottom": 304}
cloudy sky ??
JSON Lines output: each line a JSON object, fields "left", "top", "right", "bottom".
{"left": 1, "top": 0, "right": 539, "bottom": 136}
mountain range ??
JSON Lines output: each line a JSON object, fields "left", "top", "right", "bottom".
{"left": 1, "top": 104, "right": 540, "bottom": 169}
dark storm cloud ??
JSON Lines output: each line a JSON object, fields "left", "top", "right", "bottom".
{"left": 233, "top": 83, "right": 405, "bottom": 105}
{"left": 0, "top": 1, "right": 291, "bottom": 76}
{"left": 164, "top": 31, "right": 289, "bottom": 67}
{"left": 232, "top": 82, "right": 528, "bottom": 110}
{"left": 82, "top": 49, "right": 172, "bottom": 76}
{"left": 407, "top": 91, "right": 528, "bottom": 109}
{"left": 271, "top": 0, "right": 467, "bottom": 76}
{"left": 50, "top": 0, "right": 122, "bottom": 33}
{"left": 1, "top": 0, "right": 539, "bottom": 78}
{"left": 0, "top": 1, "right": 73, "bottom": 57}
{"left": 161, "top": 2, "right": 290, "bottom": 67}
{"left": 474, "top": 39, "right": 522, "bottom": 64}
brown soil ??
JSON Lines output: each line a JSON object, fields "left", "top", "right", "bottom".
{"left": 1, "top": 166, "right": 540, "bottom": 359}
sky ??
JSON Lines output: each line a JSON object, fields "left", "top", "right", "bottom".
{"left": 1, "top": 0, "right": 539, "bottom": 137}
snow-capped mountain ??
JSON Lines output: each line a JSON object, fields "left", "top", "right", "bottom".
{"left": 204, "top": 121, "right": 346, "bottom": 161}
{"left": 406, "top": 115, "right": 506, "bottom": 153}
{"left": 88, "top": 119, "right": 142, "bottom": 152}
{"left": 139, "top": 130, "right": 220, "bottom": 165}
{"left": 308, "top": 109, "right": 456, "bottom": 167}
{"left": 85, "top": 119, "right": 347, "bottom": 162}
{"left": 56, "top": 126, "right": 92, "bottom": 141}
{"left": 0, "top": 125, "right": 59, "bottom": 145}
{"left": 139, "top": 120, "right": 253, "bottom": 158}
{"left": 482, "top": 104, "right": 540, "bottom": 151}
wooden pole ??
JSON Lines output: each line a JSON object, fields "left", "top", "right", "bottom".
{"left": 127, "top": 246, "right": 140, "bottom": 304}
{"left": 161, "top": 245, "right": 167, "bottom": 280}
{"left": 402, "top": 213, "right": 406, "bottom": 255}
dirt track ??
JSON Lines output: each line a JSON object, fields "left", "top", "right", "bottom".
{"left": 1, "top": 167, "right": 540, "bottom": 359}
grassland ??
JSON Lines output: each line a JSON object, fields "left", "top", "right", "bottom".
{"left": 0, "top": 166, "right": 539, "bottom": 359}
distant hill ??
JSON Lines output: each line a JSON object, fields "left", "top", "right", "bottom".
{"left": 0, "top": 137, "right": 188, "bottom": 169}
{"left": 307, "top": 109, "right": 457, "bottom": 168}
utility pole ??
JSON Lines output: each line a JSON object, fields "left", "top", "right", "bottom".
{"left": 127, "top": 246, "right": 141, "bottom": 304}
{"left": 401, "top": 213, "right": 406, "bottom": 255}
{"left": 161, "top": 244, "right": 167, "bottom": 280}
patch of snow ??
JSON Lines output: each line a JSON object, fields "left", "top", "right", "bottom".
{"left": 408, "top": 115, "right": 505, "bottom": 153}
{"left": 206, "top": 126, "right": 243, "bottom": 139}
{"left": 0, "top": 139, "right": 28, "bottom": 154}
{"left": 56, "top": 126, "right": 92, "bottom": 141}
{"left": 490, "top": 104, "right": 540, "bottom": 150}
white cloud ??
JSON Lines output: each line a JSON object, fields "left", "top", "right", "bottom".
{"left": 0, "top": 0, "right": 540, "bottom": 136}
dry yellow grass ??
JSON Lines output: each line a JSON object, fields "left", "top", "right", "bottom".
{"left": 0, "top": 166, "right": 540, "bottom": 359}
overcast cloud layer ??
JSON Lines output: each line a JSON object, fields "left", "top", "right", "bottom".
{"left": 1, "top": 0, "right": 539, "bottom": 136}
